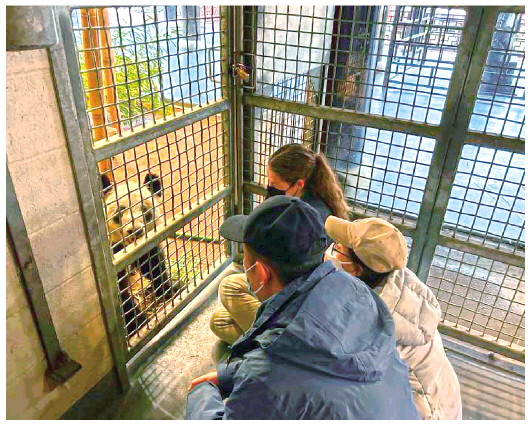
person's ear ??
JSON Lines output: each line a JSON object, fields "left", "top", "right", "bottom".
{"left": 352, "top": 262, "right": 363, "bottom": 277}
{"left": 291, "top": 179, "right": 306, "bottom": 197}
{"left": 296, "top": 179, "right": 306, "bottom": 191}
{"left": 255, "top": 260, "right": 271, "bottom": 283}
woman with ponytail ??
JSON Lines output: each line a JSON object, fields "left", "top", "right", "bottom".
{"left": 266, "top": 144, "right": 350, "bottom": 220}
{"left": 210, "top": 144, "right": 350, "bottom": 345}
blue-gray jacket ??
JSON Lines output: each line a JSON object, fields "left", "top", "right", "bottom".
{"left": 186, "top": 262, "right": 420, "bottom": 420}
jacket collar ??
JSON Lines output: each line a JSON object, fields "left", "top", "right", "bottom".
{"left": 231, "top": 261, "right": 336, "bottom": 348}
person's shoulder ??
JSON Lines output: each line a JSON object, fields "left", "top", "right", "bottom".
{"left": 236, "top": 344, "right": 272, "bottom": 382}
{"left": 303, "top": 193, "right": 325, "bottom": 205}
{"left": 401, "top": 268, "right": 437, "bottom": 299}
{"left": 318, "top": 265, "right": 373, "bottom": 299}
{"left": 301, "top": 193, "right": 332, "bottom": 218}
{"left": 383, "top": 268, "right": 440, "bottom": 312}
{"left": 386, "top": 267, "right": 427, "bottom": 291}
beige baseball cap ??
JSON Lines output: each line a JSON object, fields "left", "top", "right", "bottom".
{"left": 325, "top": 216, "right": 408, "bottom": 273}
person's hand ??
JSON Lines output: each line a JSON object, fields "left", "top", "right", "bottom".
{"left": 188, "top": 370, "right": 218, "bottom": 391}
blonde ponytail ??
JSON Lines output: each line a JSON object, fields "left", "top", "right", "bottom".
{"left": 309, "top": 153, "right": 350, "bottom": 220}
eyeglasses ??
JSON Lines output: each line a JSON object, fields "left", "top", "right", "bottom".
{"left": 332, "top": 243, "right": 351, "bottom": 258}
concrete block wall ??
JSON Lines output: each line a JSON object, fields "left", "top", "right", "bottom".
{"left": 6, "top": 49, "right": 114, "bottom": 419}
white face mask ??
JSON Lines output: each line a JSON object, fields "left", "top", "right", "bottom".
{"left": 324, "top": 245, "right": 354, "bottom": 271}
{"left": 244, "top": 261, "right": 266, "bottom": 297}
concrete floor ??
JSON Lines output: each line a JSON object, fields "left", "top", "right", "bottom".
{"left": 448, "top": 343, "right": 525, "bottom": 420}
{"left": 96, "top": 292, "right": 524, "bottom": 420}
{"left": 97, "top": 297, "right": 222, "bottom": 420}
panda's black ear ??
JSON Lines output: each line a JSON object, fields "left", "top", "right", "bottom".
{"left": 101, "top": 173, "right": 113, "bottom": 195}
{"left": 144, "top": 173, "right": 163, "bottom": 197}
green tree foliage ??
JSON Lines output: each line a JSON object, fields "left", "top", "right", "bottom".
{"left": 112, "top": 17, "right": 177, "bottom": 128}
{"left": 76, "top": 8, "right": 178, "bottom": 130}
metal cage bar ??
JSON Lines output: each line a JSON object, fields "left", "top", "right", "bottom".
{"left": 240, "top": 5, "right": 525, "bottom": 360}
{"left": 427, "top": 244, "right": 524, "bottom": 360}
{"left": 70, "top": 6, "right": 225, "bottom": 142}
{"left": 53, "top": 5, "right": 524, "bottom": 364}
{"left": 52, "top": 6, "right": 131, "bottom": 388}
{"left": 58, "top": 5, "right": 234, "bottom": 360}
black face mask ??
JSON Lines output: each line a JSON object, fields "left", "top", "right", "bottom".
{"left": 266, "top": 182, "right": 295, "bottom": 199}
{"left": 266, "top": 185, "right": 286, "bottom": 199}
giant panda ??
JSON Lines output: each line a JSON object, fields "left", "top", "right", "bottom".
{"left": 101, "top": 172, "right": 175, "bottom": 336}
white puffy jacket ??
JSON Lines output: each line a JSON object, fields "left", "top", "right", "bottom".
{"left": 374, "top": 268, "right": 462, "bottom": 420}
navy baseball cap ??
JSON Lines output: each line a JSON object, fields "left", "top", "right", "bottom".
{"left": 220, "top": 195, "right": 328, "bottom": 275}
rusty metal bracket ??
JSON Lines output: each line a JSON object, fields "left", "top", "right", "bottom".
{"left": 47, "top": 351, "right": 82, "bottom": 386}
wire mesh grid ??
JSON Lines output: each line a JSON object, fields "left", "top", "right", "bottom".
{"left": 70, "top": 6, "right": 224, "bottom": 143}
{"left": 323, "top": 125, "right": 435, "bottom": 225}
{"left": 246, "top": 192, "right": 266, "bottom": 215}
{"left": 244, "top": 107, "right": 436, "bottom": 226}
{"left": 427, "top": 245, "right": 525, "bottom": 349}
{"left": 443, "top": 145, "right": 525, "bottom": 254}
{"left": 97, "top": 111, "right": 228, "bottom": 344}
{"left": 243, "top": 106, "right": 315, "bottom": 188}
{"left": 240, "top": 6, "right": 525, "bottom": 358}
{"left": 469, "top": 12, "right": 525, "bottom": 139}
{"left": 118, "top": 198, "right": 228, "bottom": 345}
{"left": 100, "top": 113, "right": 227, "bottom": 255}
{"left": 246, "top": 6, "right": 465, "bottom": 125}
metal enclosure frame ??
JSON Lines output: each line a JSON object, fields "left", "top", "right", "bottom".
{"left": 240, "top": 6, "right": 524, "bottom": 361}
{"left": 50, "top": 6, "right": 236, "bottom": 388}
{"left": 48, "top": 6, "right": 524, "bottom": 389}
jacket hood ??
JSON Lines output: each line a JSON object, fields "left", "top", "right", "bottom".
{"left": 260, "top": 262, "right": 398, "bottom": 382}
{"left": 376, "top": 268, "right": 441, "bottom": 346}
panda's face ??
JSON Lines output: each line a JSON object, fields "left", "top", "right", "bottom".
{"left": 102, "top": 173, "right": 163, "bottom": 250}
